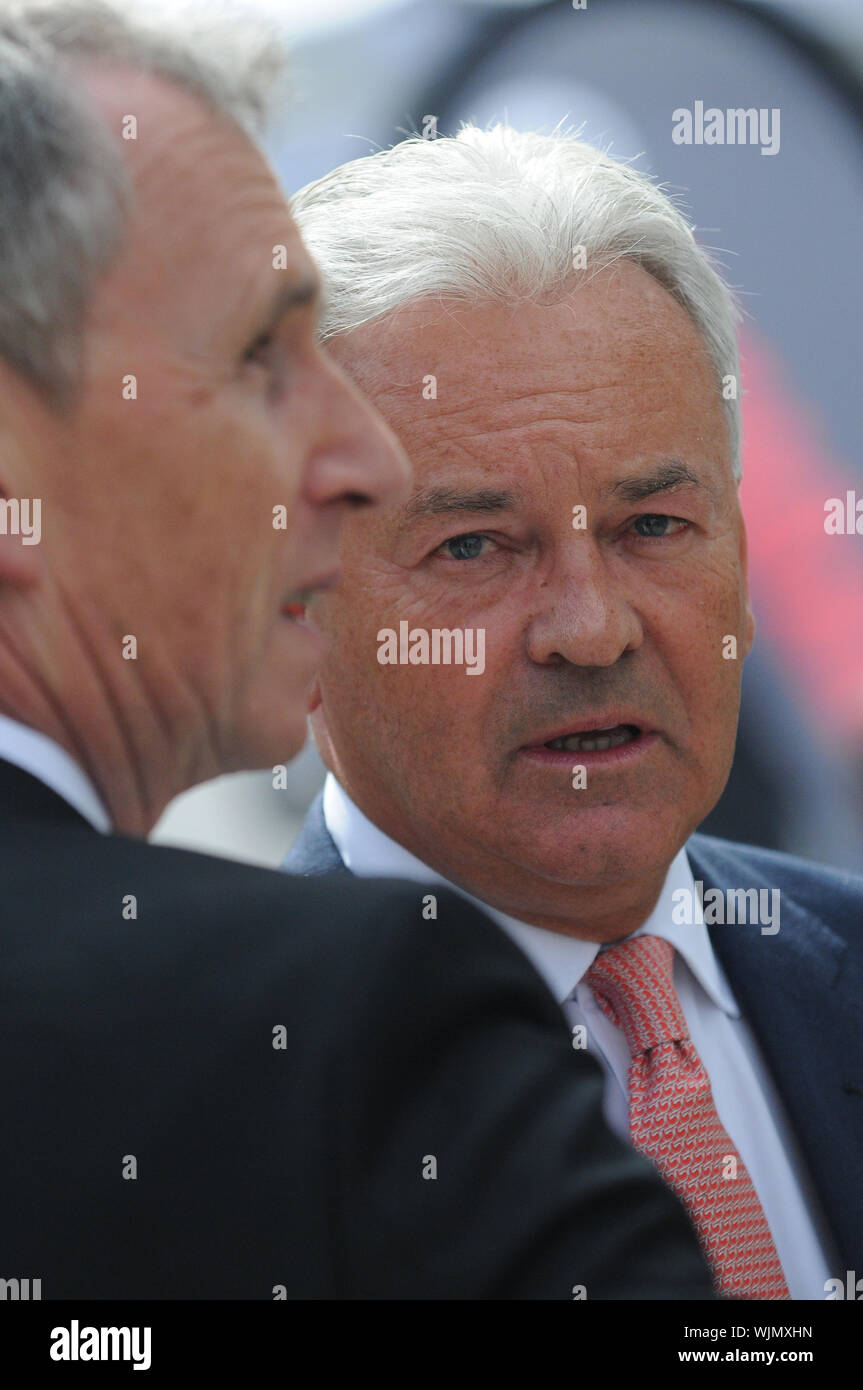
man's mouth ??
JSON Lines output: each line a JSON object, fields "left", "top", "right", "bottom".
{"left": 544, "top": 723, "right": 640, "bottom": 753}
{"left": 281, "top": 571, "right": 341, "bottom": 621}
{"left": 517, "top": 715, "right": 660, "bottom": 769}
{"left": 281, "top": 598, "right": 308, "bottom": 621}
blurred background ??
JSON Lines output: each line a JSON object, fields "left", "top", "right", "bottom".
{"left": 152, "top": 0, "right": 863, "bottom": 870}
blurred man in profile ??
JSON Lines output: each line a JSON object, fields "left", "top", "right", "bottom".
{"left": 0, "top": 3, "right": 713, "bottom": 1299}
{"left": 284, "top": 126, "right": 863, "bottom": 1299}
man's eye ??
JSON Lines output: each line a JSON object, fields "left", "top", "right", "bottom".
{"left": 244, "top": 332, "right": 276, "bottom": 366}
{"left": 243, "top": 333, "right": 288, "bottom": 396}
{"left": 631, "top": 514, "right": 689, "bottom": 539}
{"left": 435, "top": 533, "right": 494, "bottom": 561}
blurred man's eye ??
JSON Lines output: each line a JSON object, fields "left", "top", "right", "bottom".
{"left": 242, "top": 332, "right": 288, "bottom": 396}
{"left": 244, "top": 331, "right": 276, "bottom": 366}
{"left": 434, "top": 532, "right": 497, "bottom": 561}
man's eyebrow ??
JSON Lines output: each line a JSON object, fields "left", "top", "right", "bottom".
{"left": 606, "top": 460, "right": 709, "bottom": 503}
{"left": 256, "top": 275, "right": 321, "bottom": 334}
{"left": 402, "top": 486, "right": 519, "bottom": 522}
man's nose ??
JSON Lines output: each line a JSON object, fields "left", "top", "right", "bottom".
{"left": 525, "top": 542, "right": 643, "bottom": 668}
{"left": 303, "top": 347, "right": 410, "bottom": 511}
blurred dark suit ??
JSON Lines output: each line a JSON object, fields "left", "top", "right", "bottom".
{"left": 0, "top": 759, "right": 713, "bottom": 1299}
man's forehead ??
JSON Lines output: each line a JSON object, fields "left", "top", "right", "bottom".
{"left": 76, "top": 58, "right": 229, "bottom": 152}
{"left": 331, "top": 276, "right": 728, "bottom": 495}
{"left": 334, "top": 286, "right": 714, "bottom": 427}
{"left": 334, "top": 263, "right": 693, "bottom": 357}
{"left": 73, "top": 59, "right": 316, "bottom": 324}
{"left": 76, "top": 58, "right": 293, "bottom": 240}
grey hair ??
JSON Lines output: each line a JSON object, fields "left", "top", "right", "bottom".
{"left": 292, "top": 125, "right": 743, "bottom": 479}
{"left": 0, "top": 0, "right": 289, "bottom": 409}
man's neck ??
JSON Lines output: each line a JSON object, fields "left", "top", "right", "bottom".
{"left": 0, "top": 642, "right": 197, "bottom": 837}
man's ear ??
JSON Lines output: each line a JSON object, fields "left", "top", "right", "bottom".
{"left": 0, "top": 492, "right": 42, "bottom": 589}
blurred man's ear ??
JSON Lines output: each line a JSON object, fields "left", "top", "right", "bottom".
{"left": 0, "top": 490, "right": 42, "bottom": 589}
{"left": 0, "top": 365, "right": 47, "bottom": 591}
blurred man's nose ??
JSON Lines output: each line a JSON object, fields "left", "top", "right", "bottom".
{"left": 525, "top": 540, "right": 643, "bottom": 668}
{"left": 303, "top": 347, "right": 410, "bottom": 511}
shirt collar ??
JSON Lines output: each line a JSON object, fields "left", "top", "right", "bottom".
{"left": 628, "top": 852, "right": 740, "bottom": 1018}
{"left": 323, "top": 772, "right": 739, "bottom": 1016}
{"left": 0, "top": 713, "right": 111, "bottom": 833}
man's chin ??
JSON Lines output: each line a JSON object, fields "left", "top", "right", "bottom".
{"left": 499, "top": 809, "right": 687, "bottom": 889}
{"left": 226, "top": 708, "right": 309, "bottom": 775}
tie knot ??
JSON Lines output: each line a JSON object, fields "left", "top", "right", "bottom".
{"left": 585, "top": 934, "right": 687, "bottom": 1058}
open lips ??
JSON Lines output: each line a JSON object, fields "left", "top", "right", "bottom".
{"left": 517, "top": 719, "right": 660, "bottom": 766}
{"left": 280, "top": 571, "right": 341, "bottom": 621}
{"left": 545, "top": 723, "right": 640, "bottom": 753}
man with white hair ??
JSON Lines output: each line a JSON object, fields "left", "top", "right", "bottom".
{"left": 0, "top": 6, "right": 716, "bottom": 1300}
{"left": 285, "top": 125, "right": 863, "bottom": 1300}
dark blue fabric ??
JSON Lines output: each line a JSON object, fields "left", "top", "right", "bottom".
{"left": 0, "top": 761, "right": 715, "bottom": 1299}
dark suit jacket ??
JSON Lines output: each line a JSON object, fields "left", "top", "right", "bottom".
{"left": 285, "top": 793, "right": 863, "bottom": 1279}
{"left": 0, "top": 759, "right": 712, "bottom": 1299}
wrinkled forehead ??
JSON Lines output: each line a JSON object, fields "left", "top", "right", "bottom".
{"left": 326, "top": 272, "right": 731, "bottom": 489}
{"left": 74, "top": 58, "right": 304, "bottom": 277}
{"left": 68, "top": 59, "right": 315, "bottom": 356}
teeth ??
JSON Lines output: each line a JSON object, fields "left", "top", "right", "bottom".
{"left": 546, "top": 725, "right": 637, "bottom": 753}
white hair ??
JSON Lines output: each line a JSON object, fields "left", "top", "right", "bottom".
{"left": 292, "top": 125, "right": 743, "bottom": 478}
{"left": 0, "top": 0, "right": 289, "bottom": 407}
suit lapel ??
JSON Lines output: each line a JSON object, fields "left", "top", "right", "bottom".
{"left": 688, "top": 836, "right": 863, "bottom": 1272}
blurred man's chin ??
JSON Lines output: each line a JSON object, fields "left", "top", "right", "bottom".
{"left": 226, "top": 706, "right": 309, "bottom": 774}
{"left": 277, "top": 716, "right": 309, "bottom": 766}
{"left": 225, "top": 623, "right": 328, "bottom": 769}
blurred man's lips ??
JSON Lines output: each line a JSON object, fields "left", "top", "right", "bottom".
{"left": 280, "top": 571, "right": 341, "bottom": 621}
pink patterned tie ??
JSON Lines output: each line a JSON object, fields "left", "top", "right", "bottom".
{"left": 586, "top": 934, "right": 789, "bottom": 1299}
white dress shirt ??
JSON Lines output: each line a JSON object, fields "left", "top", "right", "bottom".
{"left": 0, "top": 712, "right": 110, "bottom": 832}
{"left": 323, "top": 772, "right": 839, "bottom": 1299}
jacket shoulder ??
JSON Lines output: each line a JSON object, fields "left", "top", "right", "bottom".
{"left": 1, "top": 820, "right": 553, "bottom": 1013}
{"left": 689, "top": 832, "right": 863, "bottom": 938}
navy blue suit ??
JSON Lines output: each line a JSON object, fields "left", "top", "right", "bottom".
{"left": 284, "top": 795, "right": 863, "bottom": 1278}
